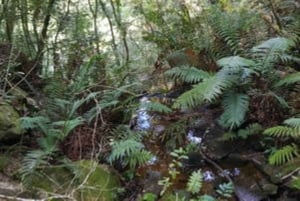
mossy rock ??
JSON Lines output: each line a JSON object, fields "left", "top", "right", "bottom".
{"left": 23, "top": 160, "right": 120, "bottom": 201}
{"left": 75, "top": 160, "right": 121, "bottom": 201}
{"left": 0, "top": 102, "right": 23, "bottom": 140}
{"left": 23, "top": 165, "right": 74, "bottom": 195}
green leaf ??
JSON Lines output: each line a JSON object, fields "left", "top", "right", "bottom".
{"left": 216, "top": 182, "right": 234, "bottom": 198}
{"left": 252, "top": 37, "right": 294, "bottom": 53}
{"left": 187, "top": 170, "right": 203, "bottom": 194}
{"left": 219, "top": 92, "right": 249, "bottom": 129}
{"left": 143, "top": 102, "right": 172, "bottom": 113}
{"left": 263, "top": 126, "right": 295, "bottom": 138}
{"left": 275, "top": 72, "right": 300, "bottom": 87}
{"left": 217, "top": 56, "right": 255, "bottom": 69}
{"left": 165, "top": 66, "right": 212, "bottom": 83}
{"left": 268, "top": 144, "right": 299, "bottom": 166}
{"left": 174, "top": 74, "right": 231, "bottom": 108}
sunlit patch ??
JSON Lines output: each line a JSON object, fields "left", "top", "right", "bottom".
{"left": 203, "top": 170, "right": 216, "bottom": 182}
{"left": 187, "top": 130, "right": 202, "bottom": 144}
{"left": 136, "top": 97, "right": 152, "bottom": 130}
{"left": 147, "top": 155, "right": 158, "bottom": 165}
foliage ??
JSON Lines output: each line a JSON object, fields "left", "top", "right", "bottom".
{"left": 219, "top": 92, "right": 249, "bottom": 129}
{"left": 186, "top": 170, "right": 203, "bottom": 194}
{"left": 268, "top": 144, "right": 299, "bottom": 166}
{"left": 264, "top": 117, "right": 300, "bottom": 165}
{"left": 165, "top": 66, "right": 211, "bottom": 83}
{"left": 216, "top": 182, "right": 234, "bottom": 198}
{"left": 108, "top": 126, "right": 153, "bottom": 169}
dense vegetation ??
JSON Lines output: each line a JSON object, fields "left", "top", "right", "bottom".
{"left": 0, "top": 0, "right": 300, "bottom": 200}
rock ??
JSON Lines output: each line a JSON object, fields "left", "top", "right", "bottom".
{"left": 23, "top": 160, "right": 121, "bottom": 201}
{"left": 75, "top": 160, "right": 121, "bottom": 201}
{"left": 0, "top": 102, "right": 23, "bottom": 140}
{"left": 0, "top": 172, "right": 23, "bottom": 197}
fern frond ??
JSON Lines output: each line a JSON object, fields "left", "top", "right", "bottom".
{"left": 174, "top": 74, "right": 232, "bottom": 108}
{"left": 126, "top": 149, "right": 153, "bottom": 169}
{"left": 187, "top": 170, "right": 203, "bottom": 194}
{"left": 143, "top": 102, "right": 172, "bottom": 113}
{"left": 20, "top": 116, "right": 50, "bottom": 131}
{"left": 275, "top": 72, "right": 300, "bottom": 87}
{"left": 237, "top": 123, "right": 263, "bottom": 139}
{"left": 263, "top": 126, "right": 295, "bottom": 138}
{"left": 217, "top": 56, "right": 255, "bottom": 69}
{"left": 216, "top": 182, "right": 234, "bottom": 198}
{"left": 197, "top": 195, "right": 216, "bottom": 201}
{"left": 219, "top": 92, "right": 249, "bottom": 129}
{"left": 252, "top": 37, "right": 294, "bottom": 54}
{"left": 284, "top": 118, "right": 300, "bottom": 129}
{"left": 52, "top": 117, "right": 84, "bottom": 138}
{"left": 21, "top": 150, "right": 50, "bottom": 179}
{"left": 268, "top": 144, "right": 299, "bottom": 166}
{"left": 165, "top": 66, "right": 212, "bottom": 83}
{"left": 108, "top": 139, "right": 144, "bottom": 163}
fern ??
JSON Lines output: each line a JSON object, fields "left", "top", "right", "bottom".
{"left": 21, "top": 116, "right": 51, "bottom": 132}
{"left": 268, "top": 144, "right": 299, "bottom": 166}
{"left": 127, "top": 149, "right": 153, "bottom": 169}
{"left": 187, "top": 170, "right": 203, "bottom": 194}
{"left": 165, "top": 66, "right": 211, "bottom": 83}
{"left": 217, "top": 56, "right": 255, "bottom": 69}
{"left": 108, "top": 139, "right": 144, "bottom": 162}
{"left": 143, "top": 101, "right": 172, "bottom": 113}
{"left": 108, "top": 138, "right": 153, "bottom": 169}
{"left": 219, "top": 92, "right": 249, "bottom": 129}
{"left": 237, "top": 123, "right": 263, "bottom": 139}
{"left": 174, "top": 73, "right": 232, "bottom": 108}
{"left": 216, "top": 182, "right": 234, "bottom": 198}
{"left": 52, "top": 117, "right": 84, "bottom": 139}
{"left": 275, "top": 72, "right": 300, "bottom": 87}
{"left": 252, "top": 37, "right": 294, "bottom": 54}
{"left": 251, "top": 37, "right": 296, "bottom": 74}
{"left": 284, "top": 118, "right": 300, "bottom": 129}
{"left": 21, "top": 150, "right": 50, "bottom": 181}
{"left": 263, "top": 126, "right": 295, "bottom": 138}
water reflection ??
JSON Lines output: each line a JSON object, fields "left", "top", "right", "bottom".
{"left": 136, "top": 97, "right": 151, "bottom": 130}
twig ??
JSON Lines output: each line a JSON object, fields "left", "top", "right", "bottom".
{"left": 281, "top": 167, "right": 300, "bottom": 181}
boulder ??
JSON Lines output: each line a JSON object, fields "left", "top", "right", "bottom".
{"left": 23, "top": 160, "right": 120, "bottom": 201}
{"left": 0, "top": 102, "right": 23, "bottom": 140}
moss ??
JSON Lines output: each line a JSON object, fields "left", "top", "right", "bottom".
{"left": 23, "top": 160, "right": 120, "bottom": 201}
{"left": 0, "top": 155, "right": 9, "bottom": 171}
{"left": 75, "top": 160, "right": 121, "bottom": 201}
{"left": 0, "top": 102, "right": 23, "bottom": 139}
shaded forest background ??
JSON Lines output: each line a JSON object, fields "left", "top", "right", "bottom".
{"left": 0, "top": 0, "right": 300, "bottom": 201}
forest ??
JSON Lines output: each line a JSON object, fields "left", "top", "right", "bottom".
{"left": 0, "top": 0, "right": 300, "bottom": 200}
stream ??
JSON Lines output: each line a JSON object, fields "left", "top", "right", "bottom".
{"left": 132, "top": 96, "right": 291, "bottom": 201}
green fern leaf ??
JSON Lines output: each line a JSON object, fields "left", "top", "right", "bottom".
{"left": 216, "top": 182, "right": 234, "bottom": 198}
{"left": 284, "top": 118, "right": 300, "bottom": 129}
{"left": 52, "top": 117, "right": 84, "bottom": 138}
{"left": 263, "top": 126, "right": 295, "bottom": 138}
{"left": 143, "top": 102, "right": 172, "bottom": 113}
{"left": 187, "top": 170, "right": 203, "bottom": 194}
{"left": 275, "top": 72, "right": 300, "bottom": 87}
{"left": 252, "top": 37, "right": 294, "bottom": 53}
{"left": 174, "top": 74, "right": 231, "bottom": 108}
{"left": 127, "top": 149, "right": 153, "bottom": 169}
{"left": 219, "top": 92, "right": 249, "bottom": 129}
{"left": 165, "top": 66, "right": 211, "bottom": 83}
{"left": 217, "top": 56, "right": 255, "bottom": 69}
{"left": 108, "top": 139, "right": 144, "bottom": 163}
{"left": 237, "top": 123, "right": 263, "bottom": 139}
{"left": 198, "top": 195, "right": 217, "bottom": 201}
{"left": 20, "top": 116, "right": 50, "bottom": 131}
{"left": 269, "top": 144, "right": 299, "bottom": 166}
